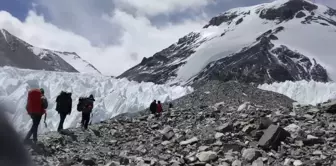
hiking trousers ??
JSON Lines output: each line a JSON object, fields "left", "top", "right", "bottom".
{"left": 81, "top": 112, "right": 91, "bottom": 129}
{"left": 25, "top": 114, "right": 42, "bottom": 142}
{"left": 57, "top": 113, "right": 67, "bottom": 131}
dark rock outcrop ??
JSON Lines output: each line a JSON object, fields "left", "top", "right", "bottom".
{"left": 259, "top": 0, "right": 318, "bottom": 23}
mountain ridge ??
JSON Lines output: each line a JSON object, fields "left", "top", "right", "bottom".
{"left": 0, "top": 29, "right": 101, "bottom": 74}
{"left": 118, "top": 0, "right": 336, "bottom": 86}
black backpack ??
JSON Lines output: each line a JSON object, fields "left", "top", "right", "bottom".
{"left": 77, "top": 97, "right": 86, "bottom": 112}
{"left": 56, "top": 92, "right": 72, "bottom": 112}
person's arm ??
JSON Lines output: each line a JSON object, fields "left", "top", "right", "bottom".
{"left": 56, "top": 95, "right": 60, "bottom": 103}
{"left": 69, "top": 99, "right": 72, "bottom": 114}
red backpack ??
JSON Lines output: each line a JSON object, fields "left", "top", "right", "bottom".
{"left": 26, "top": 89, "right": 45, "bottom": 115}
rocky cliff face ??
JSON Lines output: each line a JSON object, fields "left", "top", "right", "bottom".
{"left": 119, "top": 0, "right": 335, "bottom": 86}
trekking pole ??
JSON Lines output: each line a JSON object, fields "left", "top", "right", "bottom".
{"left": 44, "top": 113, "right": 48, "bottom": 128}
{"left": 89, "top": 113, "right": 93, "bottom": 125}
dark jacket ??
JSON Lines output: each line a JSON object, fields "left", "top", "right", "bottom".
{"left": 56, "top": 92, "right": 72, "bottom": 114}
{"left": 82, "top": 98, "right": 94, "bottom": 114}
{"left": 150, "top": 102, "right": 157, "bottom": 114}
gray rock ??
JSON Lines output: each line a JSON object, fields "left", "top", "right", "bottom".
{"left": 82, "top": 158, "right": 96, "bottom": 166}
{"left": 219, "top": 162, "right": 230, "bottom": 166}
{"left": 198, "top": 146, "right": 210, "bottom": 151}
{"left": 252, "top": 159, "right": 264, "bottom": 166}
{"left": 293, "top": 160, "right": 303, "bottom": 166}
{"left": 258, "top": 125, "right": 290, "bottom": 150}
{"left": 196, "top": 151, "right": 218, "bottom": 162}
{"left": 163, "top": 131, "right": 175, "bottom": 141}
{"left": 258, "top": 117, "right": 273, "bottom": 130}
{"left": 180, "top": 137, "right": 198, "bottom": 145}
{"left": 119, "top": 157, "right": 129, "bottom": 165}
{"left": 215, "top": 132, "right": 224, "bottom": 139}
{"left": 232, "top": 160, "right": 242, "bottom": 166}
{"left": 321, "top": 100, "right": 336, "bottom": 113}
{"left": 215, "top": 123, "right": 233, "bottom": 133}
{"left": 105, "top": 161, "right": 120, "bottom": 166}
{"left": 242, "top": 124, "right": 257, "bottom": 134}
{"left": 242, "top": 148, "right": 262, "bottom": 162}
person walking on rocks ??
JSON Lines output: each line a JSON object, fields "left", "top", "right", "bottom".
{"left": 79, "top": 94, "right": 95, "bottom": 130}
{"left": 157, "top": 100, "right": 163, "bottom": 117}
{"left": 150, "top": 100, "right": 157, "bottom": 114}
{"left": 24, "top": 88, "right": 48, "bottom": 143}
{"left": 169, "top": 103, "right": 173, "bottom": 109}
{"left": 56, "top": 91, "right": 72, "bottom": 132}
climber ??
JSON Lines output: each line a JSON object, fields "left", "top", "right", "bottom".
{"left": 56, "top": 91, "right": 72, "bottom": 132}
{"left": 150, "top": 100, "right": 157, "bottom": 114}
{"left": 156, "top": 101, "right": 163, "bottom": 117}
{"left": 78, "top": 94, "right": 95, "bottom": 130}
{"left": 24, "top": 88, "right": 48, "bottom": 143}
{"left": 169, "top": 102, "right": 173, "bottom": 109}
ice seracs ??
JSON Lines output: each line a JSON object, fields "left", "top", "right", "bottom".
{"left": 258, "top": 80, "right": 336, "bottom": 105}
{"left": 0, "top": 66, "right": 193, "bottom": 134}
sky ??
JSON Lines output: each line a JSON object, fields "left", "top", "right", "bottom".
{"left": 0, "top": 0, "right": 335, "bottom": 76}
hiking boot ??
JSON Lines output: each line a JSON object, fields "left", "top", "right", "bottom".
{"left": 32, "top": 139, "right": 38, "bottom": 144}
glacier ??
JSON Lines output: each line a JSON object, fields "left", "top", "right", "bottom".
{"left": 258, "top": 80, "right": 336, "bottom": 105}
{"left": 0, "top": 67, "right": 193, "bottom": 135}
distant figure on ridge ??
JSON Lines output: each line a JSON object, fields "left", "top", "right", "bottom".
{"left": 24, "top": 88, "right": 48, "bottom": 143}
{"left": 157, "top": 100, "right": 163, "bottom": 117}
{"left": 77, "top": 94, "right": 95, "bottom": 130}
{"left": 169, "top": 102, "right": 173, "bottom": 109}
{"left": 150, "top": 100, "right": 157, "bottom": 114}
{"left": 56, "top": 91, "right": 72, "bottom": 132}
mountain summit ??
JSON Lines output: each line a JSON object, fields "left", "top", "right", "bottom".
{"left": 0, "top": 29, "right": 101, "bottom": 74}
{"left": 119, "top": 0, "right": 336, "bottom": 86}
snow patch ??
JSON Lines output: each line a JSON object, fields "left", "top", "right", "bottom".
{"left": 0, "top": 67, "right": 193, "bottom": 134}
{"left": 258, "top": 80, "right": 336, "bottom": 105}
{"left": 1, "top": 29, "right": 8, "bottom": 43}
{"left": 53, "top": 51, "right": 100, "bottom": 74}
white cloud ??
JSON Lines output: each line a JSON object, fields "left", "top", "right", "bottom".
{"left": 0, "top": 7, "right": 206, "bottom": 76}
{"left": 114, "top": 0, "right": 214, "bottom": 16}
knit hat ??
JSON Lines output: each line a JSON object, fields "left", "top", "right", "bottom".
{"left": 40, "top": 88, "right": 44, "bottom": 94}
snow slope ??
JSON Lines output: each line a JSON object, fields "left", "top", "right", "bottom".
{"left": 258, "top": 80, "right": 336, "bottom": 105}
{"left": 29, "top": 46, "right": 101, "bottom": 74}
{"left": 119, "top": 0, "right": 336, "bottom": 86}
{"left": 0, "top": 67, "right": 193, "bottom": 135}
{"left": 176, "top": 0, "right": 336, "bottom": 82}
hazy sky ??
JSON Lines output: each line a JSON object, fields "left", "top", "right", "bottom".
{"left": 0, "top": 0, "right": 335, "bottom": 75}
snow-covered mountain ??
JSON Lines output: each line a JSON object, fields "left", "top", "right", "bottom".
{"left": 0, "top": 66, "right": 192, "bottom": 134}
{"left": 0, "top": 29, "right": 56, "bottom": 71}
{"left": 28, "top": 47, "right": 101, "bottom": 74}
{"left": 119, "top": 0, "right": 336, "bottom": 86}
{"left": 0, "top": 29, "right": 101, "bottom": 74}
